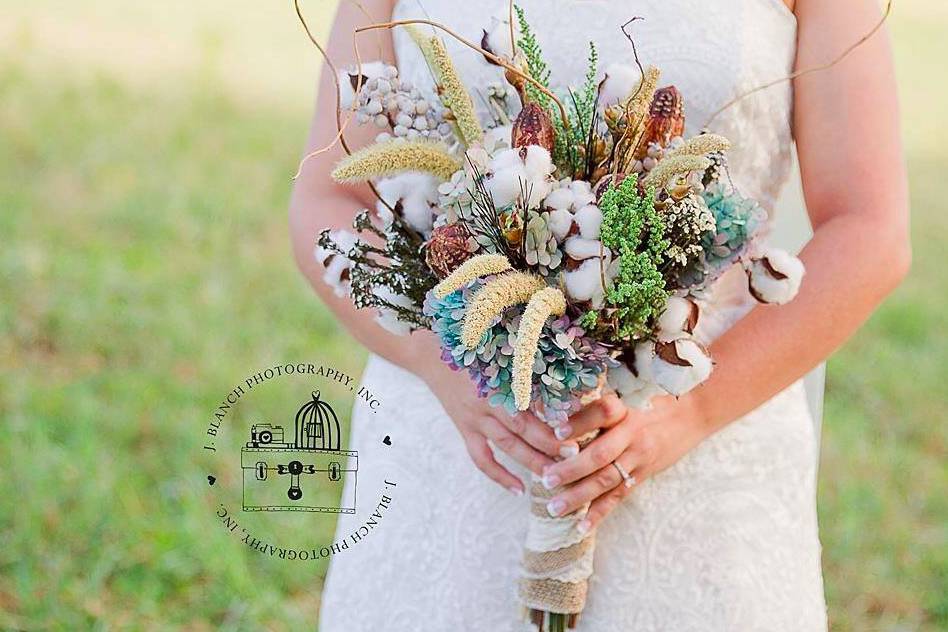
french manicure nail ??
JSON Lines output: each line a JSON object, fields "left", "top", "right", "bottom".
{"left": 508, "top": 485, "right": 524, "bottom": 497}
{"left": 546, "top": 498, "right": 567, "bottom": 517}
{"left": 576, "top": 519, "right": 592, "bottom": 535}
{"left": 559, "top": 443, "right": 579, "bottom": 459}
{"left": 542, "top": 473, "right": 561, "bottom": 490}
{"left": 555, "top": 425, "right": 573, "bottom": 440}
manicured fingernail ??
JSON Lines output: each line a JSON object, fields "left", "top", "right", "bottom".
{"left": 542, "top": 473, "right": 561, "bottom": 490}
{"left": 576, "top": 519, "right": 592, "bottom": 535}
{"left": 559, "top": 443, "right": 579, "bottom": 459}
{"left": 555, "top": 425, "right": 573, "bottom": 440}
{"left": 546, "top": 498, "right": 567, "bottom": 517}
{"left": 508, "top": 485, "right": 524, "bottom": 497}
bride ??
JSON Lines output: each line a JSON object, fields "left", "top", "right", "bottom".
{"left": 289, "top": 0, "right": 909, "bottom": 629}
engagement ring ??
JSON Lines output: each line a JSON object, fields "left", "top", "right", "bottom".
{"left": 612, "top": 461, "right": 636, "bottom": 489}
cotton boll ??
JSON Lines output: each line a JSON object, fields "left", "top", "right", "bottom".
{"left": 651, "top": 336, "right": 713, "bottom": 397}
{"left": 574, "top": 204, "right": 603, "bottom": 240}
{"left": 525, "top": 180, "right": 553, "bottom": 208}
{"left": 486, "top": 167, "right": 525, "bottom": 207}
{"left": 569, "top": 180, "right": 596, "bottom": 208}
{"left": 486, "top": 146, "right": 555, "bottom": 208}
{"left": 656, "top": 296, "right": 700, "bottom": 341}
{"left": 338, "top": 70, "right": 357, "bottom": 110}
{"left": 374, "top": 288, "right": 414, "bottom": 336}
{"left": 314, "top": 229, "right": 358, "bottom": 298}
{"left": 608, "top": 343, "right": 663, "bottom": 409}
{"left": 746, "top": 248, "right": 805, "bottom": 305}
{"left": 375, "top": 200, "right": 395, "bottom": 229}
{"left": 607, "top": 363, "right": 655, "bottom": 409}
{"left": 482, "top": 14, "right": 514, "bottom": 60}
{"left": 544, "top": 187, "right": 576, "bottom": 212}
{"left": 564, "top": 258, "right": 607, "bottom": 305}
{"left": 564, "top": 236, "right": 604, "bottom": 260}
{"left": 488, "top": 147, "right": 522, "bottom": 172}
{"left": 375, "top": 173, "right": 440, "bottom": 235}
{"left": 522, "top": 147, "right": 554, "bottom": 177}
{"left": 400, "top": 195, "right": 436, "bottom": 235}
{"left": 631, "top": 341, "right": 656, "bottom": 382}
{"left": 600, "top": 63, "right": 639, "bottom": 105}
{"left": 548, "top": 208, "right": 575, "bottom": 241}
{"left": 338, "top": 61, "right": 387, "bottom": 109}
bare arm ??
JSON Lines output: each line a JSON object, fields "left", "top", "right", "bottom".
{"left": 542, "top": 0, "right": 910, "bottom": 526}
{"left": 692, "top": 0, "right": 910, "bottom": 429}
{"left": 288, "top": 0, "right": 443, "bottom": 375}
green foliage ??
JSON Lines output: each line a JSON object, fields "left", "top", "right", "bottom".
{"left": 562, "top": 42, "right": 599, "bottom": 174}
{"left": 598, "top": 175, "right": 670, "bottom": 340}
{"left": 514, "top": 10, "right": 601, "bottom": 178}
{"left": 513, "top": 5, "right": 551, "bottom": 108}
{"left": 514, "top": 5, "right": 570, "bottom": 171}
{"left": 578, "top": 309, "right": 599, "bottom": 331}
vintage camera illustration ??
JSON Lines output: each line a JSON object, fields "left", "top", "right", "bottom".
{"left": 241, "top": 390, "right": 358, "bottom": 513}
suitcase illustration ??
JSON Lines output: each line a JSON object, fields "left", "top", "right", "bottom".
{"left": 241, "top": 390, "right": 358, "bottom": 513}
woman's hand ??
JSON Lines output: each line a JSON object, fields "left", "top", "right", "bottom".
{"left": 419, "top": 358, "right": 580, "bottom": 495}
{"left": 541, "top": 394, "right": 711, "bottom": 533}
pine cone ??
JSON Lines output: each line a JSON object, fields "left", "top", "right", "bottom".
{"left": 425, "top": 223, "right": 475, "bottom": 278}
{"left": 634, "top": 86, "right": 685, "bottom": 159}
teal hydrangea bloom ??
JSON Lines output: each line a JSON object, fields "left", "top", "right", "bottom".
{"left": 701, "top": 182, "right": 768, "bottom": 275}
{"left": 423, "top": 279, "right": 614, "bottom": 424}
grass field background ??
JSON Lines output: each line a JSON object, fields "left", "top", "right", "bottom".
{"left": 1, "top": 1, "right": 945, "bottom": 630}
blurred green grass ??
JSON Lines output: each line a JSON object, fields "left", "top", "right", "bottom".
{"left": 0, "top": 1, "right": 945, "bottom": 630}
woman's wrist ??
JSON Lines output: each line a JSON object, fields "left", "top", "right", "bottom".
{"left": 680, "top": 387, "right": 716, "bottom": 439}
{"left": 397, "top": 330, "right": 448, "bottom": 386}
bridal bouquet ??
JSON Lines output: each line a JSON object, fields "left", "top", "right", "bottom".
{"left": 314, "top": 8, "right": 804, "bottom": 630}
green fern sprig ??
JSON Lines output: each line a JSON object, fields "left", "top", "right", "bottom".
{"left": 514, "top": 5, "right": 551, "bottom": 106}
{"left": 514, "top": 5, "right": 571, "bottom": 171}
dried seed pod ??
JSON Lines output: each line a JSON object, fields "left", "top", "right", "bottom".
{"left": 593, "top": 173, "right": 629, "bottom": 202}
{"left": 634, "top": 86, "right": 686, "bottom": 159}
{"left": 504, "top": 53, "right": 531, "bottom": 103}
{"left": 425, "top": 223, "right": 475, "bottom": 278}
{"left": 511, "top": 102, "right": 556, "bottom": 153}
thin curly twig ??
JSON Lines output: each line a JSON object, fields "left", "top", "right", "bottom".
{"left": 704, "top": 0, "right": 894, "bottom": 128}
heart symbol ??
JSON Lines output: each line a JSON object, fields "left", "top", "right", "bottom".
{"left": 207, "top": 475, "right": 216, "bottom": 486}
{"left": 382, "top": 435, "right": 392, "bottom": 446}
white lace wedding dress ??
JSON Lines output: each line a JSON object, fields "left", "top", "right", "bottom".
{"left": 320, "top": 1, "right": 827, "bottom": 629}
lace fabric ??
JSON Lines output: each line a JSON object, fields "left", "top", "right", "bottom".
{"left": 319, "top": 1, "right": 827, "bottom": 629}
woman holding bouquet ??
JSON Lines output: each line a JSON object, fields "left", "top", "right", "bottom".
{"left": 290, "top": 0, "right": 910, "bottom": 629}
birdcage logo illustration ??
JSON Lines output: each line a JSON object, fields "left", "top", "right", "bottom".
{"left": 241, "top": 390, "right": 358, "bottom": 513}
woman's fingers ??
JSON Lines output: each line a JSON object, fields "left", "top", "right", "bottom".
{"left": 542, "top": 417, "right": 635, "bottom": 488}
{"left": 501, "top": 410, "right": 579, "bottom": 459}
{"left": 482, "top": 416, "right": 556, "bottom": 476}
{"left": 575, "top": 485, "right": 628, "bottom": 535}
{"left": 543, "top": 446, "right": 639, "bottom": 517}
{"left": 558, "top": 392, "right": 627, "bottom": 440}
{"left": 462, "top": 431, "right": 525, "bottom": 494}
